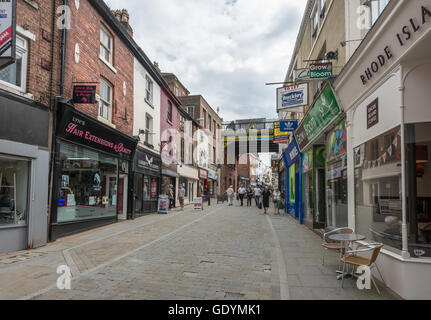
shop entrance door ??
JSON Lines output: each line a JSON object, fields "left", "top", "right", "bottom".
{"left": 117, "top": 175, "right": 127, "bottom": 220}
{"left": 314, "top": 168, "right": 326, "bottom": 229}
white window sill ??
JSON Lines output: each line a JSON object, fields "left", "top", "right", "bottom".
{"left": 0, "top": 81, "right": 33, "bottom": 100}
{"left": 99, "top": 57, "right": 117, "bottom": 74}
{"left": 97, "top": 115, "right": 116, "bottom": 129}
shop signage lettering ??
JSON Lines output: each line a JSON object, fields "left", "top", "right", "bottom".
{"left": 309, "top": 62, "right": 333, "bottom": 79}
{"left": 277, "top": 84, "right": 308, "bottom": 111}
{"left": 73, "top": 85, "right": 96, "bottom": 104}
{"left": 274, "top": 121, "right": 292, "bottom": 144}
{"left": 294, "top": 83, "right": 341, "bottom": 151}
{"left": 284, "top": 136, "right": 300, "bottom": 167}
{"left": 361, "top": 5, "right": 431, "bottom": 86}
{"left": 57, "top": 104, "right": 137, "bottom": 160}
{"left": 280, "top": 120, "right": 298, "bottom": 132}
{"left": 367, "top": 99, "right": 379, "bottom": 129}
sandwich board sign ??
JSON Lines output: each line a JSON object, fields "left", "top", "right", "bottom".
{"left": 194, "top": 197, "right": 203, "bottom": 211}
{"left": 0, "top": 0, "right": 16, "bottom": 70}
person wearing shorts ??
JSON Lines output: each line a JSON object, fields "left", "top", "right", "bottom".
{"left": 178, "top": 184, "right": 185, "bottom": 211}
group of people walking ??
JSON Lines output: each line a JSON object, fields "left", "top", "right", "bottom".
{"left": 225, "top": 184, "right": 282, "bottom": 214}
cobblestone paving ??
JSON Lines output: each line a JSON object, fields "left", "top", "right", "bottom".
{"left": 0, "top": 203, "right": 399, "bottom": 300}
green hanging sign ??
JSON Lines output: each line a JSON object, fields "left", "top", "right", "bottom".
{"left": 294, "top": 83, "right": 341, "bottom": 151}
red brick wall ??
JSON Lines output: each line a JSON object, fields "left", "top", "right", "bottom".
{"left": 63, "top": 0, "right": 134, "bottom": 136}
{"left": 16, "top": 0, "right": 61, "bottom": 107}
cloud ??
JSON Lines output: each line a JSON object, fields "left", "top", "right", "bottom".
{"left": 106, "top": 0, "right": 306, "bottom": 122}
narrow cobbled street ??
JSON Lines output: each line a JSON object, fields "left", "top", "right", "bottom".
{"left": 0, "top": 203, "right": 397, "bottom": 300}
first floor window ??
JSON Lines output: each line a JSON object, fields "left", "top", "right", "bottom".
{"left": 145, "top": 76, "right": 153, "bottom": 105}
{"left": 187, "top": 106, "right": 194, "bottom": 119}
{"left": 99, "top": 78, "right": 112, "bottom": 121}
{"left": 0, "top": 35, "right": 28, "bottom": 92}
{"left": 167, "top": 101, "right": 172, "bottom": 122}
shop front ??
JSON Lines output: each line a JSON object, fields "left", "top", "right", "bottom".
{"left": 50, "top": 102, "right": 137, "bottom": 240}
{"left": 198, "top": 168, "right": 208, "bottom": 197}
{"left": 325, "top": 118, "right": 348, "bottom": 229}
{"left": 132, "top": 147, "right": 161, "bottom": 218}
{"left": 161, "top": 166, "right": 178, "bottom": 208}
{"left": 283, "top": 136, "right": 302, "bottom": 222}
{"left": 278, "top": 159, "right": 286, "bottom": 212}
{"left": 0, "top": 94, "right": 50, "bottom": 253}
{"left": 177, "top": 165, "right": 199, "bottom": 206}
{"left": 295, "top": 82, "right": 342, "bottom": 233}
{"left": 333, "top": 0, "right": 431, "bottom": 299}
{"left": 207, "top": 168, "right": 218, "bottom": 198}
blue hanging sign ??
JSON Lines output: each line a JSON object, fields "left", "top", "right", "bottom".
{"left": 284, "top": 136, "right": 301, "bottom": 167}
{"left": 280, "top": 120, "right": 298, "bottom": 132}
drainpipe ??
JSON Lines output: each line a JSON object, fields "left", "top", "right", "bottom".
{"left": 59, "top": 0, "right": 68, "bottom": 97}
{"left": 399, "top": 65, "right": 410, "bottom": 259}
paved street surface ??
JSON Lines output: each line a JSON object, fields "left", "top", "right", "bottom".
{"left": 0, "top": 202, "right": 399, "bottom": 300}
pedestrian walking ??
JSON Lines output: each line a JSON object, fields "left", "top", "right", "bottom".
{"left": 238, "top": 185, "right": 246, "bottom": 206}
{"left": 273, "top": 187, "right": 281, "bottom": 214}
{"left": 178, "top": 183, "right": 185, "bottom": 211}
{"left": 168, "top": 185, "right": 175, "bottom": 209}
{"left": 261, "top": 186, "right": 272, "bottom": 214}
{"left": 226, "top": 185, "right": 234, "bottom": 206}
{"left": 246, "top": 186, "right": 253, "bottom": 207}
{"left": 253, "top": 186, "right": 261, "bottom": 207}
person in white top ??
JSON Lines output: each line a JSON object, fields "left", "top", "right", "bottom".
{"left": 253, "top": 187, "right": 261, "bottom": 207}
{"left": 226, "top": 185, "right": 234, "bottom": 206}
{"left": 238, "top": 185, "right": 247, "bottom": 206}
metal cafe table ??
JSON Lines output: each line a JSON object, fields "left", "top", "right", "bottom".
{"left": 328, "top": 233, "right": 366, "bottom": 280}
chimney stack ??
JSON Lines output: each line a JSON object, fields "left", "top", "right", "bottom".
{"left": 153, "top": 61, "right": 161, "bottom": 74}
{"left": 112, "top": 9, "right": 133, "bottom": 36}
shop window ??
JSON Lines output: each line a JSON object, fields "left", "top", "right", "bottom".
{"left": 354, "top": 126, "right": 402, "bottom": 251}
{"left": 0, "top": 35, "right": 28, "bottom": 92}
{"left": 57, "top": 142, "right": 118, "bottom": 223}
{"left": 100, "top": 25, "right": 113, "bottom": 65}
{"left": 406, "top": 122, "right": 431, "bottom": 257}
{"left": 0, "top": 155, "right": 29, "bottom": 226}
{"left": 99, "top": 78, "right": 112, "bottom": 121}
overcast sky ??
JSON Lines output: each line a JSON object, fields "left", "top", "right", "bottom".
{"left": 106, "top": 0, "right": 306, "bottom": 123}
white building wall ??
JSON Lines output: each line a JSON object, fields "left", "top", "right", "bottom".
{"left": 133, "top": 57, "right": 161, "bottom": 154}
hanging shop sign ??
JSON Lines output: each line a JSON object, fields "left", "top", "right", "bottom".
{"left": 277, "top": 84, "right": 308, "bottom": 111}
{"left": 208, "top": 168, "right": 217, "bottom": 180}
{"left": 309, "top": 62, "right": 333, "bottom": 79}
{"left": 326, "top": 120, "right": 347, "bottom": 162}
{"left": 57, "top": 103, "right": 137, "bottom": 160}
{"left": 0, "top": 0, "right": 16, "bottom": 69}
{"left": 367, "top": 98, "right": 379, "bottom": 129}
{"left": 280, "top": 120, "right": 298, "bottom": 132}
{"left": 284, "top": 136, "right": 301, "bottom": 167}
{"left": 294, "top": 68, "right": 311, "bottom": 81}
{"left": 274, "top": 121, "right": 292, "bottom": 144}
{"left": 294, "top": 83, "right": 341, "bottom": 151}
{"left": 73, "top": 85, "right": 96, "bottom": 104}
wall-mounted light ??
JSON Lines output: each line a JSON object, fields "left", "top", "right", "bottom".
{"left": 340, "top": 39, "right": 364, "bottom": 47}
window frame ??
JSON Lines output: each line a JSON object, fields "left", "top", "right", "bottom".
{"left": 167, "top": 100, "right": 172, "bottom": 122}
{"left": 145, "top": 114, "right": 153, "bottom": 146}
{"left": 99, "top": 24, "right": 114, "bottom": 66}
{"left": 0, "top": 34, "right": 28, "bottom": 93}
{"left": 187, "top": 106, "right": 194, "bottom": 118}
{"left": 145, "top": 76, "right": 153, "bottom": 106}
{"left": 99, "top": 78, "right": 113, "bottom": 122}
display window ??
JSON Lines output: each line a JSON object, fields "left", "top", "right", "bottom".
{"left": 57, "top": 142, "right": 118, "bottom": 222}
{"left": 354, "top": 126, "right": 402, "bottom": 251}
{"left": 406, "top": 122, "right": 431, "bottom": 257}
{"left": 0, "top": 155, "right": 29, "bottom": 226}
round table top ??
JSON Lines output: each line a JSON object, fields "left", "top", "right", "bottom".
{"left": 328, "top": 233, "right": 366, "bottom": 242}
